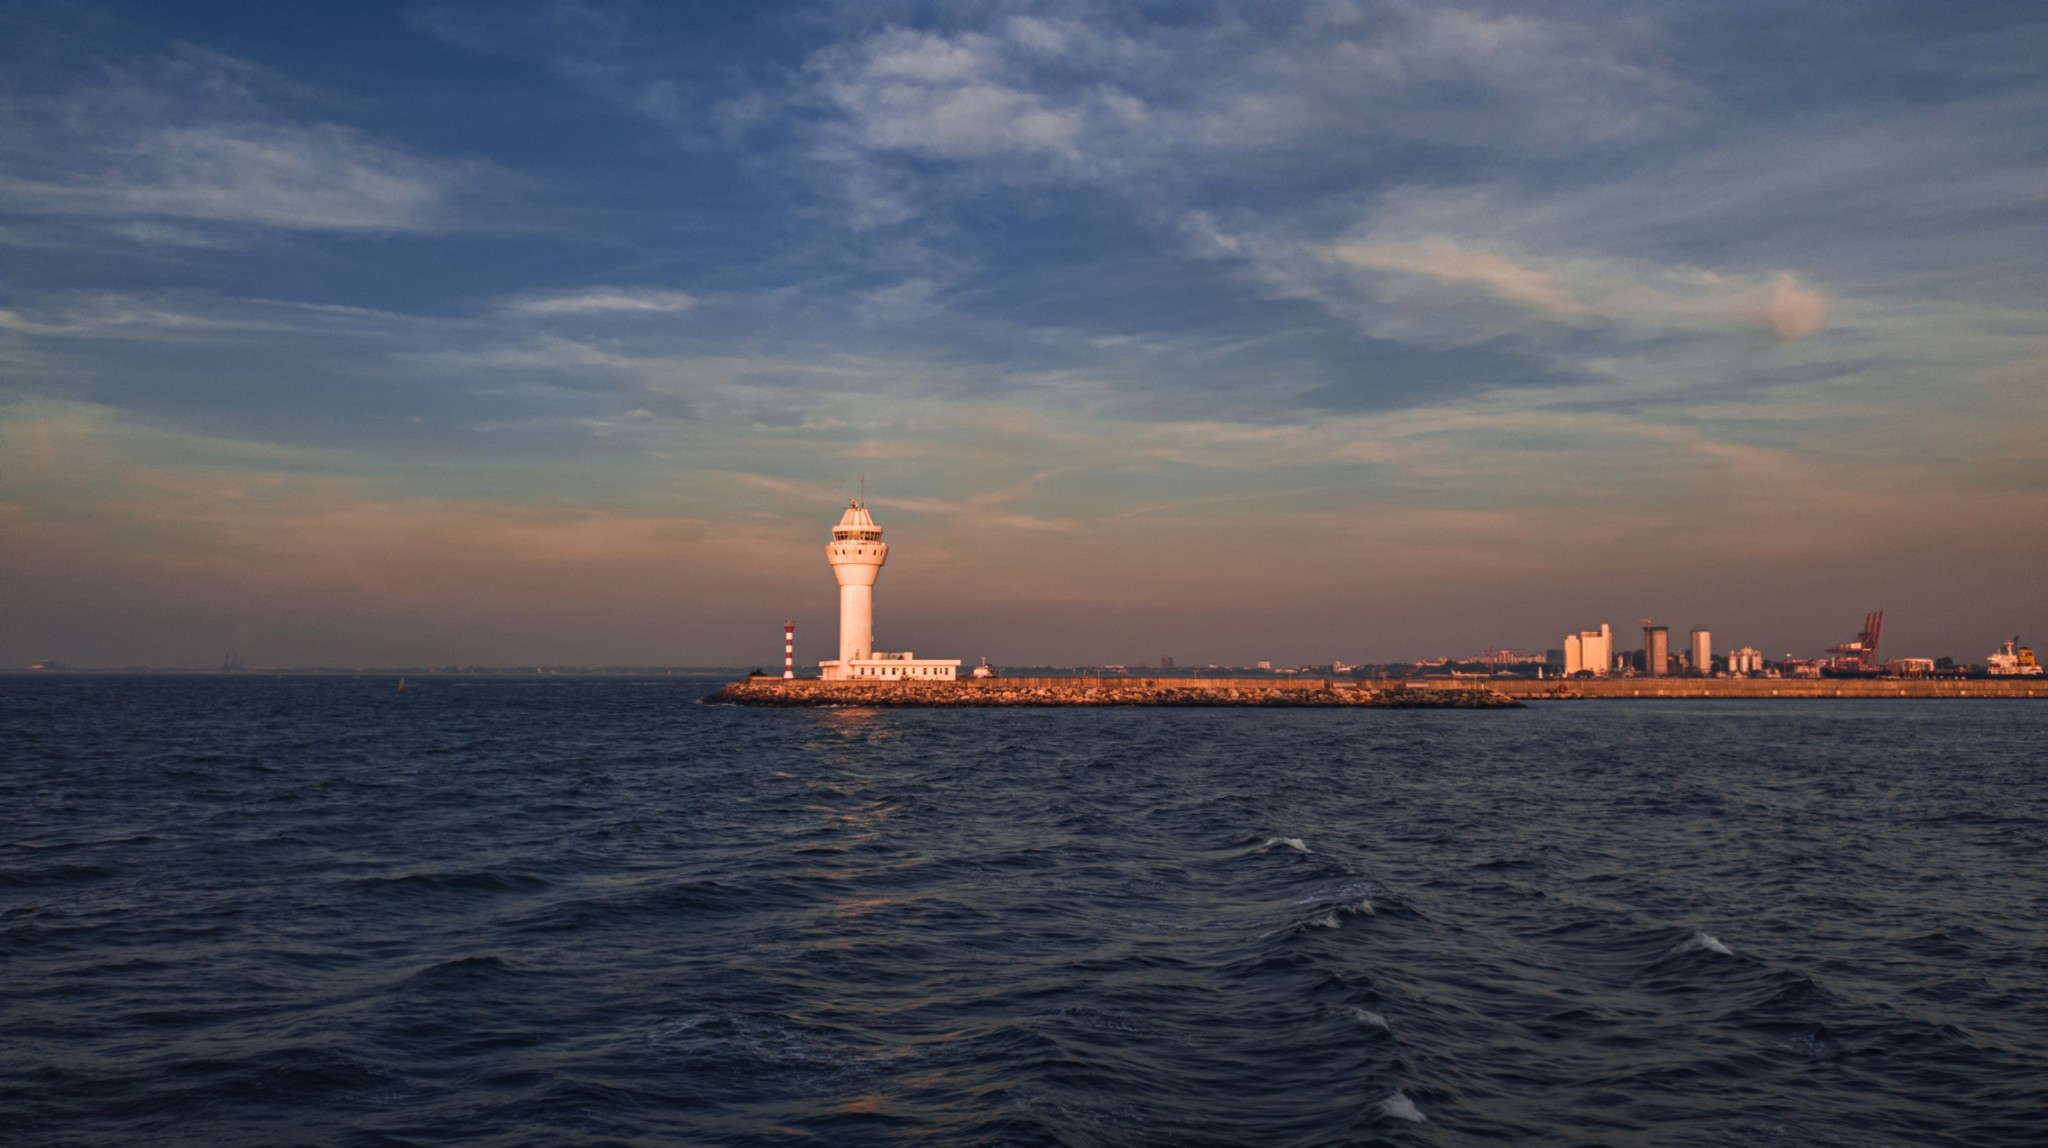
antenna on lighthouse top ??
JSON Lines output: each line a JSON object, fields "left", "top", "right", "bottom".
{"left": 859, "top": 474, "right": 865, "bottom": 503}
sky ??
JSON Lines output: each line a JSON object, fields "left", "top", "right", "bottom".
{"left": 2, "top": 0, "right": 2044, "bottom": 669}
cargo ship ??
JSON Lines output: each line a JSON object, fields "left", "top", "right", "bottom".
{"left": 1985, "top": 637, "right": 2042, "bottom": 677}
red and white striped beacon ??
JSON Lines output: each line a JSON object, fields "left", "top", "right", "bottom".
{"left": 783, "top": 620, "right": 795, "bottom": 679}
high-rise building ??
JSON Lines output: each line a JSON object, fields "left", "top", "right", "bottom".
{"left": 1644, "top": 625, "right": 1669, "bottom": 677}
{"left": 818, "top": 498, "right": 961, "bottom": 681}
{"left": 1690, "top": 629, "right": 1711, "bottom": 677}
{"left": 1563, "top": 624, "right": 1612, "bottom": 676}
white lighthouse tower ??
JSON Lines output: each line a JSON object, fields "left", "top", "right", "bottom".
{"left": 816, "top": 498, "right": 960, "bottom": 682}
{"left": 827, "top": 498, "right": 886, "bottom": 666}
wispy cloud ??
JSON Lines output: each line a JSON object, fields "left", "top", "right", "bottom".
{"left": 0, "top": 45, "right": 490, "bottom": 236}
{"left": 1317, "top": 238, "right": 1830, "bottom": 345}
{"left": 1334, "top": 242, "right": 1585, "bottom": 316}
{"left": 808, "top": 27, "right": 1094, "bottom": 166}
{"left": 0, "top": 123, "right": 475, "bottom": 232}
{"left": 502, "top": 288, "right": 698, "bottom": 316}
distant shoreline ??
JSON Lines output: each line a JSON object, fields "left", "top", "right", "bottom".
{"left": 1488, "top": 677, "right": 2048, "bottom": 700}
{"left": 2, "top": 667, "right": 750, "bottom": 677}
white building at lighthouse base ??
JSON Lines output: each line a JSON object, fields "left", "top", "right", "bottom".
{"left": 819, "top": 652, "right": 961, "bottom": 681}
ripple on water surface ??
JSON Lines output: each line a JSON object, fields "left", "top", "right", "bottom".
{"left": 3, "top": 679, "right": 2046, "bottom": 1145}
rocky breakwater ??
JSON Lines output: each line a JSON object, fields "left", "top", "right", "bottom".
{"left": 705, "top": 676, "right": 1523, "bottom": 708}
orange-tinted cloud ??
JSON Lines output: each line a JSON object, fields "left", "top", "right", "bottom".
{"left": 1759, "top": 272, "right": 1828, "bottom": 342}
{"left": 1334, "top": 241, "right": 1585, "bottom": 314}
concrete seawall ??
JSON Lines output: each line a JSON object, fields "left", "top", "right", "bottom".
{"left": 1487, "top": 677, "right": 2048, "bottom": 700}
{"left": 707, "top": 676, "right": 1521, "bottom": 708}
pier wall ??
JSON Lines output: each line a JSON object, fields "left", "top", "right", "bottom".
{"left": 711, "top": 674, "right": 2046, "bottom": 705}
{"left": 708, "top": 676, "right": 1515, "bottom": 707}
{"left": 1487, "top": 678, "right": 2048, "bottom": 700}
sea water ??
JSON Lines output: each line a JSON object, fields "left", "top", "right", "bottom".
{"left": 3, "top": 675, "right": 2044, "bottom": 1145}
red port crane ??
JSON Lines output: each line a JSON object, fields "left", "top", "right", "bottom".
{"left": 1824, "top": 610, "right": 1885, "bottom": 675}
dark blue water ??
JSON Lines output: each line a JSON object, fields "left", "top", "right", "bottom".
{"left": 4, "top": 677, "right": 2044, "bottom": 1146}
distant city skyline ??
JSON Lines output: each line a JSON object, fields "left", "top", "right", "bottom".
{"left": 3, "top": 2, "right": 2043, "bottom": 668}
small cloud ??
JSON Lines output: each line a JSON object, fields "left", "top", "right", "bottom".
{"left": 1178, "top": 211, "right": 1241, "bottom": 256}
{"left": 746, "top": 404, "right": 807, "bottom": 428}
{"left": 504, "top": 288, "right": 697, "bottom": 316}
{"left": 858, "top": 277, "right": 941, "bottom": 325}
{"left": 1005, "top": 17, "right": 1069, "bottom": 57}
{"left": 1759, "top": 273, "right": 1828, "bottom": 342}
{"left": 1334, "top": 241, "right": 1584, "bottom": 315}
{"left": 110, "top": 221, "right": 230, "bottom": 247}
{"left": 811, "top": 28, "right": 1084, "bottom": 163}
